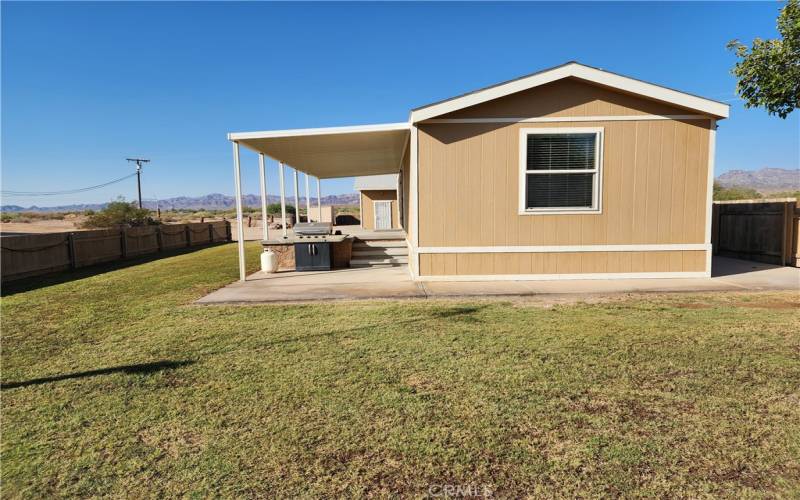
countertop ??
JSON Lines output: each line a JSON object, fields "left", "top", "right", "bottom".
{"left": 261, "top": 234, "right": 351, "bottom": 245}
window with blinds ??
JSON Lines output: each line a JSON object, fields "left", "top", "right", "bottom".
{"left": 521, "top": 129, "right": 602, "bottom": 213}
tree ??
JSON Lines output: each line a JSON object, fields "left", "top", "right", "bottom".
{"left": 266, "top": 203, "right": 296, "bottom": 215}
{"left": 727, "top": 0, "right": 800, "bottom": 118}
{"left": 83, "top": 199, "right": 158, "bottom": 228}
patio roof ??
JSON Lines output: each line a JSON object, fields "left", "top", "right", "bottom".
{"left": 228, "top": 123, "right": 410, "bottom": 179}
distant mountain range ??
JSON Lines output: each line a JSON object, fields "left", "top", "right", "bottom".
{"left": 1, "top": 192, "right": 360, "bottom": 213}
{"left": 716, "top": 167, "right": 799, "bottom": 194}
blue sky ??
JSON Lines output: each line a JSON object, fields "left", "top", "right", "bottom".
{"left": 2, "top": 1, "right": 798, "bottom": 208}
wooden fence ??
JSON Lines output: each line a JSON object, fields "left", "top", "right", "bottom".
{"left": 1, "top": 221, "right": 231, "bottom": 282}
{"left": 712, "top": 199, "right": 799, "bottom": 266}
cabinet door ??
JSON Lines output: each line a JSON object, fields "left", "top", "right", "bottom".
{"left": 295, "top": 243, "right": 313, "bottom": 271}
{"left": 312, "top": 243, "right": 331, "bottom": 270}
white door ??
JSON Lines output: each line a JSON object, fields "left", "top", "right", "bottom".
{"left": 374, "top": 201, "right": 392, "bottom": 230}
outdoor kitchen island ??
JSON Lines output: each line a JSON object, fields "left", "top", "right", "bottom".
{"left": 261, "top": 223, "right": 353, "bottom": 272}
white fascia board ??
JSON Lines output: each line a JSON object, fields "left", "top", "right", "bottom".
{"left": 410, "top": 63, "right": 730, "bottom": 123}
{"left": 228, "top": 122, "right": 410, "bottom": 141}
{"left": 417, "top": 244, "right": 711, "bottom": 254}
{"left": 416, "top": 271, "right": 709, "bottom": 282}
{"left": 570, "top": 65, "right": 730, "bottom": 118}
{"left": 411, "top": 65, "right": 572, "bottom": 123}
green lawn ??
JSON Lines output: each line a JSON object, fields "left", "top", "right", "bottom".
{"left": 2, "top": 243, "right": 799, "bottom": 497}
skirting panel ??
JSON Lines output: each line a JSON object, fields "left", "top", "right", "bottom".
{"left": 418, "top": 250, "right": 707, "bottom": 276}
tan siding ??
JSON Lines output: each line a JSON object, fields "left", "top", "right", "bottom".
{"left": 418, "top": 250, "right": 706, "bottom": 276}
{"left": 360, "top": 190, "right": 399, "bottom": 230}
{"left": 437, "top": 78, "right": 701, "bottom": 119}
{"left": 417, "top": 119, "right": 711, "bottom": 249}
{"left": 632, "top": 121, "right": 649, "bottom": 242}
{"left": 479, "top": 133, "right": 494, "bottom": 246}
{"left": 658, "top": 122, "right": 676, "bottom": 245}
{"left": 415, "top": 77, "right": 714, "bottom": 277}
{"left": 617, "top": 120, "right": 637, "bottom": 246}
{"left": 419, "top": 128, "right": 430, "bottom": 242}
{"left": 361, "top": 192, "right": 370, "bottom": 228}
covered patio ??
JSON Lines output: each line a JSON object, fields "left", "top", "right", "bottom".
{"left": 228, "top": 123, "right": 410, "bottom": 281}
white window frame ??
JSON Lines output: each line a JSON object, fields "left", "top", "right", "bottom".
{"left": 518, "top": 127, "right": 604, "bottom": 215}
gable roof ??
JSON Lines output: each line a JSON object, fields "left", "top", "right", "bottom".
{"left": 410, "top": 62, "right": 730, "bottom": 122}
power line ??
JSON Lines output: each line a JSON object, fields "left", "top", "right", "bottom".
{"left": 1, "top": 172, "right": 139, "bottom": 197}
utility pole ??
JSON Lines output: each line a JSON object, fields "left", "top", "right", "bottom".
{"left": 126, "top": 158, "right": 150, "bottom": 208}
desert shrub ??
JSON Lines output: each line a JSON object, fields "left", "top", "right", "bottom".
{"left": 1, "top": 212, "right": 43, "bottom": 223}
{"left": 770, "top": 190, "right": 800, "bottom": 199}
{"left": 713, "top": 182, "right": 763, "bottom": 201}
{"left": 267, "top": 203, "right": 296, "bottom": 215}
{"left": 82, "top": 200, "right": 159, "bottom": 228}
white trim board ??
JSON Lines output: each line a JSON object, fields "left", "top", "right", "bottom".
{"left": 704, "top": 120, "right": 717, "bottom": 278}
{"left": 410, "top": 62, "right": 729, "bottom": 122}
{"left": 228, "top": 122, "right": 410, "bottom": 141}
{"left": 417, "top": 271, "right": 709, "bottom": 282}
{"left": 358, "top": 192, "right": 364, "bottom": 229}
{"left": 423, "top": 114, "right": 710, "bottom": 124}
{"left": 518, "top": 127, "right": 604, "bottom": 216}
{"left": 417, "top": 244, "right": 710, "bottom": 254}
{"left": 410, "top": 124, "right": 420, "bottom": 278}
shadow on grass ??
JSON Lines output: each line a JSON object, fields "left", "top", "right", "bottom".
{"left": 429, "top": 305, "right": 484, "bottom": 319}
{"left": 1, "top": 242, "right": 232, "bottom": 297}
{"left": 1, "top": 360, "right": 194, "bottom": 390}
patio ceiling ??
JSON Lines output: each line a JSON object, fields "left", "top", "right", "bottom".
{"left": 229, "top": 123, "right": 410, "bottom": 179}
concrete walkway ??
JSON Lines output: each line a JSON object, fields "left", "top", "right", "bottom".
{"left": 197, "top": 257, "right": 799, "bottom": 304}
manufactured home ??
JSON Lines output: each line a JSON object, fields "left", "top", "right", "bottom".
{"left": 228, "top": 62, "right": 729, "bottom": 282}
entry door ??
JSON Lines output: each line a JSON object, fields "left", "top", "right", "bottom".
{"left": 374, "top": 201, "right": 392, "bottom": 230}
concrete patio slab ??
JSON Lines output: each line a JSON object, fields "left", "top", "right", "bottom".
{"left": 711, "top": 257, "right": 800, "bottom": 290}
{"left": 197, "top": 266, "right": 425, "bottom": 303}
{"left": 197, "top": 257, "right": 799, "bottom": 304}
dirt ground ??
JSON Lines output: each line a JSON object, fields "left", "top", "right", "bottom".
{"left": 0, "top": 219, "right": 84, "bottom": 235}
{"left": 0, "top": 217, "right": 231, "bottom": 236}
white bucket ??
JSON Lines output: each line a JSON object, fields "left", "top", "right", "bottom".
{"left": 260, "top": 249, "right": 279, "bottom": 273}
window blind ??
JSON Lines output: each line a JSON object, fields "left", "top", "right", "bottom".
{"left": 524, "top": 132, "right": 598, "bottom": 210}
{"left": 526, "top": 173, "right": 594, "bottom": 208}
{"left": 526, "top": 134, "right": 595, "bottom": 171}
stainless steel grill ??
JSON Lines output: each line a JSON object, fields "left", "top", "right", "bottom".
{"left": 293, "top": 222, "right": 333, "bottom": 236}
